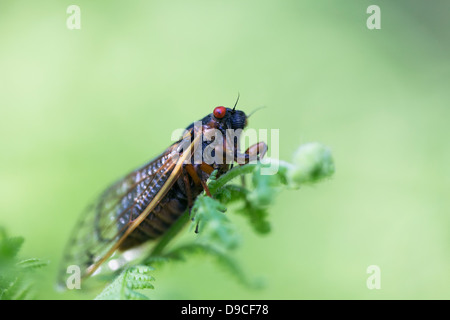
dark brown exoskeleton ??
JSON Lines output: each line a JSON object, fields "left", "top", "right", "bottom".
{"left": 58, "top": 103, "right": 267, "bottom": 285}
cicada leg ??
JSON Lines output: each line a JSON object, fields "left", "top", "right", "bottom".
{"left": 245, "top": 141, "right": 268, "bottom": 161}
{"left": 236, "top": 141, "right": 268, "bottom": 187}
{"left": 184, "top": 162, "right": 216, "bottom": 233}
{"left": 184, "top": 163, "right": 214, "bottom": 197}
{"left": 234, "top": 141, "right": 268, "bottom": 164}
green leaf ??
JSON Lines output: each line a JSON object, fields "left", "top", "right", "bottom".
{"left": 191, "top": 196, "right": 240, "bottom": 250}
{"left": 0, "top": 236, "right": 24, "bottom": 260}
{"left": 248, "top": 165, "right": 281, "bottom": 207}
{"left": 3, "top": 279, "right": 34, "bottom": 300}
{"left": 0, "top": 229, "right": 48, "bottom": 300}
{"left": 95, "top": 265, "right": 155, "bottom": 300}
{"left": 288, "top": 142, "right": 335, "bottom": 186}
{"left": 17, "top": 258, "right": 49, "bottom": 271}
{"left": 237, "top": 203, "right": 271, "bottom": 234}
{"left": 214, "top": 184, "right": 247, "bottom": 205}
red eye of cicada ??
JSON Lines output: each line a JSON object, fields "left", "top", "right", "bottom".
{"left": 213, "top": 106, "right": 226, "bottom": 119}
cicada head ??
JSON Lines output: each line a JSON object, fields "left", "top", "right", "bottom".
{"left": 211, "top": 106, "right": 247, "bottom": 131}
{"left": 190, "top": 94, "right": 248, "bottom": 133}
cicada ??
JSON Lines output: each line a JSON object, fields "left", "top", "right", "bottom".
{"left": 58, "top": 102, "right": 267, "bottom": 287}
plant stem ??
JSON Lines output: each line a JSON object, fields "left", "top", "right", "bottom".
{"left": 208, "top": 163, "right": 259, "bottom": 194}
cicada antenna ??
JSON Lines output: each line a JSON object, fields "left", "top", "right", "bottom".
{"left": 232, "top": 92, "right": 240, "bottom": 112}
{"left": 247, "top": 105, "right": 267, "bottom": 118}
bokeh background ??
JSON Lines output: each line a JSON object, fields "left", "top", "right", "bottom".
{"left": 1, "top": 0, "right": 449, "bottom": 299}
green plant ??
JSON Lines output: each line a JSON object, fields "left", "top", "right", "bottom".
{"left": 95, "top": 142, "right": 335, "bottom": 300}
{"left": 0, "top": 228, "right": 48, "bottom": 300}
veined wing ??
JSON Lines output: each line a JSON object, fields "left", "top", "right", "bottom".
{"left": 57, "top": 151, "right": 176, "bottom": 286}
{"left": 57, "top": 131, "right": 197, "bottom": 288}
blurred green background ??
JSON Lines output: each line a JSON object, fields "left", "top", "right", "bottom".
{"left": 1, "top": 0, "right": 450, "bottom": 299}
